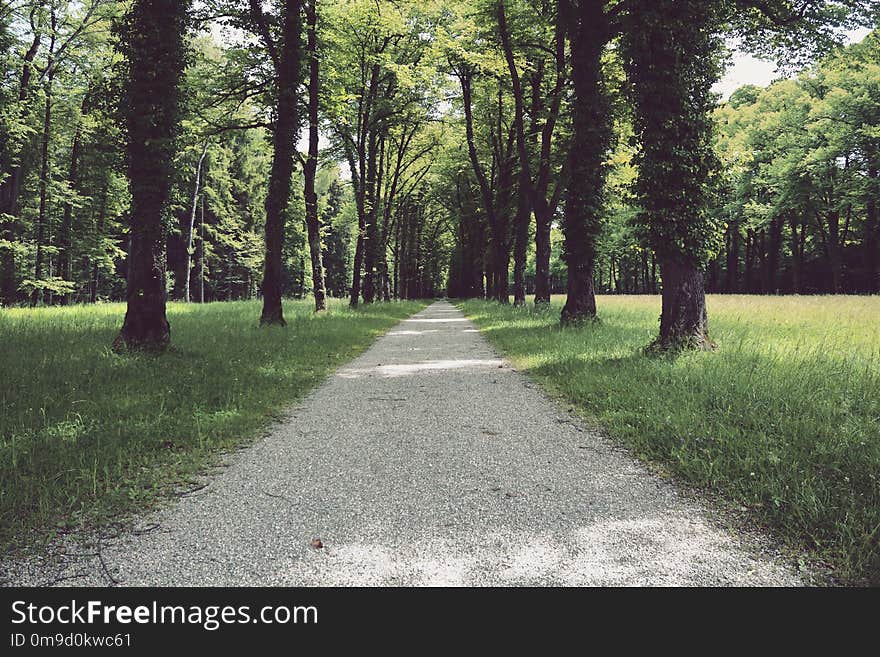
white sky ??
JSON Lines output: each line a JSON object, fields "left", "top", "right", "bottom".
{"left": 713, "top": 27, "right": 873, "bottom": 99}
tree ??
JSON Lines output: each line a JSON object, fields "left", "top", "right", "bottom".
{"left": 559, "top": 0, "right": 613, "bottom": 323}
{"left": 251, "top": 0, "right": 303, "bottom": 326}
{"left": 303, "top": 0, "right": 326, "bottom": 311}
{"left": 113, "top": 0, "right": 191, "bottom": 351}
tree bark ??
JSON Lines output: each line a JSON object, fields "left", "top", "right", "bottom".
{"left": 560, "top": 0, "right": 608, "bottom": 324}
{"left": 58, "top": 122, "right": 81, "bottom": 306}
{"left": 259, "top": 1, "right": 302, "bottom": 326}
{"left": 866, "top": 164, "right": 879, "bottom": 293}
{"left": 497, "top": 1, "right": 532, "bottom": 307}
{"left": 724, "top": 218, "right": 739, "bottom": 292}
{"left": 765, "top": 215, "right": 782, "bottom": 294}
{"left": 198, "top": 188, "right": 205, "bottom": 303}
{"left": 652, "top": 258, "right": 711, "bottom": 351}
{"left": 114, "top": 0, "right": 190, "bottom": 351}
{"left": 32, "top": 44, "right": 55, "bottom": 307}
{"left": 789, "top": 214, "right": 803, "bottom": 294}
{"left": 303, "top": 1, "right": 326, "bottom": 312}
{"left": 184, "top": 141, "right": 208, "bottom": 303}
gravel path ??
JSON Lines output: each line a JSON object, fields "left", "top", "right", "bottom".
{"left": 3, "top": 301, "right": 801, "bottom": 586}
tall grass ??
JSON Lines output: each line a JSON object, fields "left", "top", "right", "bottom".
{"left": 0, "top": 298, "right": 426, "bottom": 551}
{"left": 460, "top": 295, "right": 880, "bottom": 584}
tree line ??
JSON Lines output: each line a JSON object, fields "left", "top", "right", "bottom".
{"left": 0, "top": 0, "right": 877, "bottom": 351}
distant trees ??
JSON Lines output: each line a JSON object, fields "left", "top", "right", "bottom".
{"left": 712, "top": 33, "right": 880, "bottom": 295}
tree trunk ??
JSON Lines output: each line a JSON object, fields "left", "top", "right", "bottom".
{"left": 827, "top": 210, "right": 842, "bottom": 294}
{"left": 259, "top": 1, "right": 302, "bottom": 326}
{"left": 866, "top": 164, "right": 879, "bottom": 293}
{"left": 725, "top": 218, "right": 739, "bottom": 292}
{"left": 185, "top": 141, "right": 208, "bottom": 303}
{"left": 32, "top": 55, "right": 54, "bottom": 307}
{"left": 114, "top": 0, "right": 190, "bottom": 351}
{"left": 651, "top": 258, "right": 711, "bottom": 351}
{"left": 744, "top": 227, "right": 754, "bottom": 293}
{"left": 362, "top": 128, "right": 379, "bottom": 304}
{"left": 560, "top": 0, "right": 608, "bottom": 323}
{"left": 303, "top": 1, "right": 326, "bottom": 312}
{"left": 497, "top": 1, "right": 531, "bottom": 307}
{"left": 58, "top": 117, "right": 83, "bottom": 306}
{"left": 765, "top": 216, "right": 782, "bottom": 294}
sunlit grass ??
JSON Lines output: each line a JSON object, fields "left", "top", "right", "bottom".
{"left": 460, "top": 294, "right": 880, "bottom": 585}
{"left": 0, "top": 298, "right": 427, "bottom": 552}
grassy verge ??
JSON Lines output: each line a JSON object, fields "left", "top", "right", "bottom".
{"left": 0, "top": 298, "right": 426, "bottom": 552}
{"left": 459, "top": 295, "right": 880, "bottom": 585}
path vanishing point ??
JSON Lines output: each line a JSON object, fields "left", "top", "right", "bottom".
{"left": 4, "top": 301, "right": 801, "bottom": 586}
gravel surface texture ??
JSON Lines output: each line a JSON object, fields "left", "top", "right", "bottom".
{"left": 2, "top": 301, "right": 801, "bottom": 586}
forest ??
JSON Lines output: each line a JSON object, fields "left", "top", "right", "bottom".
{"left": 0, "top": 1, "right": 877, "bottom": 348}
{"left": 1, "top": 1, "right": 880, "bottom": 586}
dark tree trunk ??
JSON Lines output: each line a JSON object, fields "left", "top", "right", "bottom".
{"left": 653, "top": 258, "right": 711, "bottom": 351}
{"left": 533, "top": 199, "right": 552, "bottom": 304}
{"left": 826, "top": 210, "right": 842, "bottom": 294}
{"left": 32, "top": 52, "right": 54, "bottom": 307}
{"left": 622, "top": 0, "right": 719, "bottom": 350}
{"left": 114, "top": 0, "right": 190, "bottom": 351}
{"left": 756, "top": 227, "right": 765, "bottom": 294}
{"left": 560, "top": 0, "right": 608, "bottom": 324}
{"left": 58, "top": 124, "right": 81, "bottom": 305}
{"left": 725, "top": 218, "right": 739, "bottom": 292}
{"left": 348, "top": 149, "right": 365, "bottom": 307}
{"left": 185, "top": 141, "right": 208, "bottom": 303}
{"left": 789, "top": 214, "right": 802, "bottom": 294}
{"left": 866, "top": 164, "right": 879, "bottom": 293}
{"left": 765, "top": 216, "right": 782, "bottom": 294}
{"left": 304, "top": 1, "right": 326, "bottom": 312}
{"left": 362, "top": 128, "right": 379, "bottom": 304}
{"left": 497, "top": 1, "right": 531, "bottom": 307}
{"left": 744, "top": 227, "right": 754, "bottom": 293}
{"left": 259, "top": 1, "right": 302, "bottom": 326}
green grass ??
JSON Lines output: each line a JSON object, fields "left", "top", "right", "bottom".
{"left": 0, "top": 298, "right": 426, "bottom": 552}
{"left": 459, "top": 295, "right": 880, "bottom": 585}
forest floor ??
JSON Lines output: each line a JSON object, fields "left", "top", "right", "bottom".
{"left": 460, "top": 295, "right": 880, "bottom": 585}
{"left": 3, "top": 300, "right": 801, "bottom": 586}
{"left": 0, "top": 298, "right": 427, "bottom": 559}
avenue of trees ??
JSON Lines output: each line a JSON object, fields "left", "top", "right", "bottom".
{"left": 0, "top": 0, "right": 877, "bottom": 350}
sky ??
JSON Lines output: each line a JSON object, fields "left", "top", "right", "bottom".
{"left": 712, "top": 27, "right": 873, "bottom": 99}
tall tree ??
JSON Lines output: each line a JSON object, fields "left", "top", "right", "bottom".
{"left": 303, "top": 0, "right": 326, "bottom": 311}
{"left": 559, "top": 0, "right": 612, "bottom": 323}
{"left": 114, "top": 0, "right": 191, "bottom": 351}
{"left": 251, "top": 0, "right": 303, "bottom": 326}
{"left": 622, "top": 0, "right": 723, "bottom": 349}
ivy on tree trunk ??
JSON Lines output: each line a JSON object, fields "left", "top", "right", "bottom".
{"left": 114, "top": 0, "right": 190, "bottom": 351}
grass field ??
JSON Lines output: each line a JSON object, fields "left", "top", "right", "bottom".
{"left": 459, "top": 295, "right": 880, "bottom": 585}
{"left": 0, "top": 298, "right": 426, "bottom": 553}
